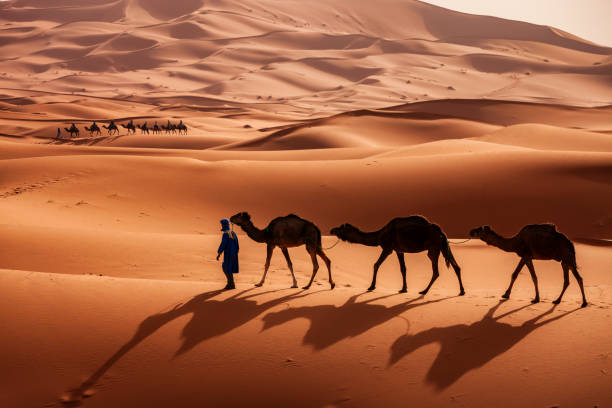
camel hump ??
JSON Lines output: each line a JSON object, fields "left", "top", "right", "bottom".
{"left": 523, "top": 224, "right": 558, "bottom": 233}
{"left": 392, "top": 215, "right": 430, "bottom": 225}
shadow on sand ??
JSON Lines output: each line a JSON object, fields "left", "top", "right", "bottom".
{"left": 389, "top": 301, "right": 580, "bottom": 390}
{"left": 61, "top": 287, "right": 318, "bottom": 406}
{"left": 262, "top": 293, "right": 456, "bottom": 350}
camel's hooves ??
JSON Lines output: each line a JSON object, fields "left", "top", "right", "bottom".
{"left": 552, "top": 299, "right": 561, "bottom": 304}
{"left": 291, "top": 284, "right": 298, "bottom": 288}
{"left": 254, "top": 283, "right": 263, "bottom": 287}
{"left": 398, "top": 289, "right": 407, "bottom": 293}
{"left": 418, "top": 290, "right": 428, "bottom": 295}
{"left": 367, "top": 286, "right": 375, "bottom": 292}
{"left": 459, "top": 291, "right": 465, "bottom": 296}
{"left": 330, "top": 283, "right": 336, "bottom": 290}
{"left": 501, "top": 294, "right": 510, "bottom": 299}
{"left": 302, "top": 285, "right": 311, "bottom": 290}
{"left": 531, "top": 298, "right": 540, "bottom": 304}
{"left": 581, "top": 302, "right": 588, "bottom": 308}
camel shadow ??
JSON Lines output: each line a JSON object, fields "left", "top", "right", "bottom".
{"left": 62, "top": 287, "right": 315, "bottom": 406}
{"left": 262, "top": 293, "right": 457, "bottom": 350}
{"left": 389, "top": 301, "right": 580, "bottom": 391}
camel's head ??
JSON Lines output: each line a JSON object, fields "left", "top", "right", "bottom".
{"left": 230, "top": 212, "right": 251, "bottom": 226}
{"left": 469, "top": 225, "right": 491, "bottom": 239}
{"left": 330, "top": 223, "right": 357, "bottom": 241}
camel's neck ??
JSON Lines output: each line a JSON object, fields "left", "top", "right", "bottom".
{"left": 344, "top": 227, "right": 381, "bottom": 247}
{"left": 238, "top": 221, "right": 267, "bottom": 243}
{"left": 482, "top": 230, "right": 517, "bottom": 253}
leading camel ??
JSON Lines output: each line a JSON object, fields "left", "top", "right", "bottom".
{"left": 331, "top": 216, "right": 465, "bottom": 295}
{"left": 469, "top": 224, "right": 587, "bottom": 307}
{"left": 229, "top": 212, "right": 334, "bottom": 290}
{"left": 64, "top": 124, "right": 79, "bottom": 138}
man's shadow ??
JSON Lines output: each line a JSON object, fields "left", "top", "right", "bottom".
{"left": 62, "top": 288, "right": 317, "bottom": 406}
{"left": 262, "top": 293, "right": 456, "bottom": 350}
{"left": 389, "top": 301, "right": 580, "bottom": 390}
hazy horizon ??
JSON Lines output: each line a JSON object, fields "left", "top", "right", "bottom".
{"left": 425, "top": 0, "right": 612, "bottom": 47}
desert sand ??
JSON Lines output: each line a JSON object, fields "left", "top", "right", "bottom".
{"left": 1, "top": 0, "right": 612, "bottom": 407}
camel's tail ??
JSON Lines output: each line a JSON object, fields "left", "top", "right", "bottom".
{"left": 434, "top": 225, "right": 458, "bottom": 269}
{"left": 441, "top": 240, "right": 459, "bottom": 269}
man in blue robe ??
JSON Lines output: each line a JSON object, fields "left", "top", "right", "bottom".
{"left": 216, "top": 218, "right": 239, "bottom": 290}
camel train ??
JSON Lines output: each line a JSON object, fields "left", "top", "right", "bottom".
{"left": 229, "top": 212, "right": 588, "bottom": 308}
{"left": 58, "top": 119, "right": 188, "bottom": 138}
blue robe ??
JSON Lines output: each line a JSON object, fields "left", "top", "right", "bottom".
{"left": 218, "top": 231, "right": 239, "bottom": 274}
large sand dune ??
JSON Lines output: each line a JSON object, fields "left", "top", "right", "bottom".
{"left": 1, "top": 0, "right": 611, "bottom": 407}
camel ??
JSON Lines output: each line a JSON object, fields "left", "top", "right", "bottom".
{"left": 176, "top": 121, "right": 187, "bottom": 135}
{"left": 84, "top": 122, "right": 101, "bottom": 137}
{"left": 229, "top": 212, "right": 334, "bottom": 290}
{"left": 152, "top": 122, "right": 161, "bottom": 135}
{"left": 103, "top": 121, "right": 119, "bottom": 136}
{"left": 137, "top": 122, "right": 150, "bottom": 135}
{"left": 469, "top": 224, "right": 587, "bottom": 307}
{"left": 121, "top": 120, "right": 136, "bottom": 135}
{"left": 162, "top": 123, "right": 176, "bottom": 134}
{"left": 64, "top": 123, "right": 79, "bottom": 138}
{"left": 330, "top": 216, "right": 465, "bottom": 295}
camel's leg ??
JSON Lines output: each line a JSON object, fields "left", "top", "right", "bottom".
{"left": 525, "top": 259, "right": 540, "bottom": 303}
{"left": 281, "top": 248, "right": 298, "bottom": 288}
{"left": 317, "top": 248, "right": 334, "bottom": 289}
{"left": 303, "top": 245, "right": 319, "bottom": 290}
{"left": 255, "top": 244, "right": 275, "bottom": 287}
{"left": 420, "top": 249, "right": 440, "bottom": 295}
{"left": 368, "top": 248, "right": 392, "bottom": 291}
{"left": 553, "top": 263, "right": 570, "bottom": 304}
{"left": 396, "top": 252, "right": 407, "bottom": 293}
{"left": 502, "top": 259, "right": 526, "bottom": 299}
{"left": 570, "top": 266, "right": 588, "bottom": 307}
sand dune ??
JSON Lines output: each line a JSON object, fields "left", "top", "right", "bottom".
{"left": 1, "top": 0, "right": 612, "bottom": 406}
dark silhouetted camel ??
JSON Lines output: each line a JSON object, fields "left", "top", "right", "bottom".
{"left": 64, "top": 123, "right": 79, "bottom": 138}
{"left": 470, "top": 224, "right": 587, "bottom": 307}
{"left": 177, "top": 121, "right": 187, "bottom": 135}
{"left": 230, "top": 212, "right": 334, "bottom": 289}
{"left": 121, "top": 120, "right": 136, "bottom": 134}
{"left": 331, "top": 216, "right": 464, "bottom": 295}
{"left": 389, "top": 301, "right": 579, "bottom": 389}
{"left": 137, "top": 122, "right": 150, "bottom": 134}
{"left": 152, "top": 122, "right": 161, "bottom": 135}
{"left": 102, "top": 121, "right": 119, "bottom": 136}
{"left": 84, "top": 122, "right": 101, "bottom": 137}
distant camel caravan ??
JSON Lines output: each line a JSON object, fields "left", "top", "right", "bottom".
{"left": 470, "top": 224, "right": 587, "bottom": 307}
{"left": 331, "top": 216, "right": 465, "bottom": 296}
{"left": 58, "top": 119, "right": 188, "bottom": 138}
{"left": 230, "top": 212, "right": 335, "bottom": 290}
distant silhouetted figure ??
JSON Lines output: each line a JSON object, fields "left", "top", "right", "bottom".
{"left": 331, "top": 217, "right": 464, "bottom": 295}
{"left": 121, "top": 119, "right": 136, "bottom": 134}
{"left": 103, "top": 120, "right": 119, "bottom": 136}
{"left": 84, "top": 121, "right": 101, "bottom": 137}
{"left": 64, "top": 123, "right": 79, "bottom": 138}
{"left": 177, "top": 120, "right": 187, "bottom": 135}
{"left": 56, "top": 127, "right": 61, "bottom": 139}
{"left": 153, "top": 121, "right": 160, "bottom": 135}
{"left": 470, "top": 224, "right": 587, "bottom": 307}
{"left": 217, "top": 219, "right": 239, "bottom": 290}
{"left": 230, "top": 212, "right": 334, "bottom": 289}
{"left": 137, "top": 121, "right": 149, "bottom": 134}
